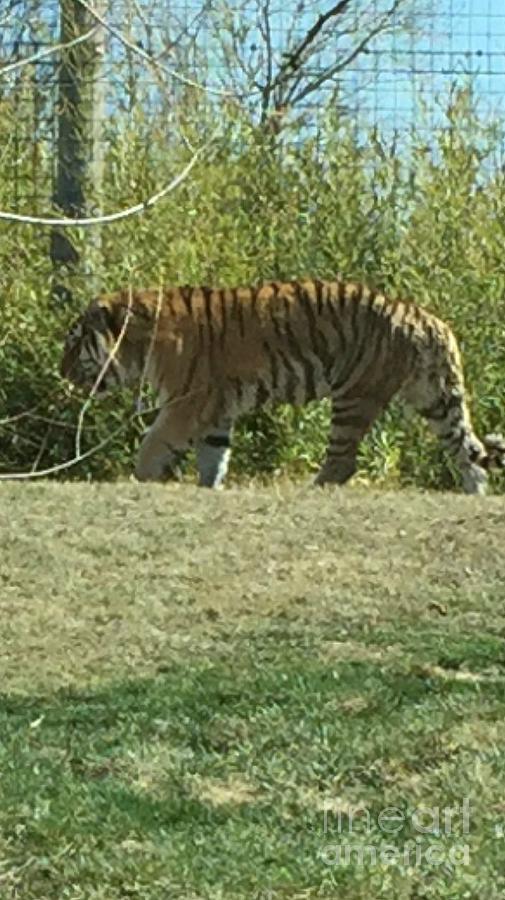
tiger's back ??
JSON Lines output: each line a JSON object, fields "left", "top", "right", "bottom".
{"left": 122, "top": 279, "right": 435, "bottom": 404}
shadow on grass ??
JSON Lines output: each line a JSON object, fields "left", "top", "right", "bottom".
{"left": 1, "top": 640, "right": 505, "bottom": 897}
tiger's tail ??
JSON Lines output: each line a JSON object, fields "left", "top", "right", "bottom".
{"left": 403, "top": 325, "right": 504, "bottom": 494}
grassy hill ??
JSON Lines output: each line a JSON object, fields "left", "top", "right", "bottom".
{"left": 1, "top": 483, "right": 505, "bottom": 899}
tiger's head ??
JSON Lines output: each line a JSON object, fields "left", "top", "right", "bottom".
{"left": 60, "top": 298, "right": 143, "bottom": 396}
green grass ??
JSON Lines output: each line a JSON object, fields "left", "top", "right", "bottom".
{"left": 1, "top": 483, "right": 505, "bottom": 898}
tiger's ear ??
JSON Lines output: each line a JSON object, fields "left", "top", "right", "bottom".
{"left": 88, "top": 301, "right": 125, "bottom": 338}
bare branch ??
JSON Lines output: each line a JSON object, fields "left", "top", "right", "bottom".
{"left": 0, "top": 389, "right": 206, "bottom": 481}
{"left": 75, "top": 0, "right": 231, "bottom": 97}
{"left": 258, "top": 0, "right": 274, "bottom": 119}
{"left": 0, "top": 418, "right": 135, "bottom": 480}
{"left": 74, "top": 288, "right": 135, "bottom": 459}
{"left": 30, "top": 425, "right": 52, "bottom": 474}
{"left": 0, "top": 26, "right": 98, "bottom": 78}
{"left": 0, "top": 132, "right": 217, "bottom": 227}
{"left": 288, "top": 0, "right": 404, "bottom": 106}
{"left": 211, "top": 0, "right": 415, "bottom": 126}
{"left": 271, "top": 0, "right": 352, "bottom": 97}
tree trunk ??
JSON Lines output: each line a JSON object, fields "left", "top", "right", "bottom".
{"left": 50, "top": 0, "right": 106, "bottom": 303}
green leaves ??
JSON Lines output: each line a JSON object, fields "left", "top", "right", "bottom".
{"left": 2, "top": 92, "right": 505, "bottom": 488}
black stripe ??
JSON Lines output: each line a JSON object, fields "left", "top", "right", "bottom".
{"left": 326, "top": 288, "right": 346, "bottom": 351}
{"left": 202, "top": 287, "right": 215, "bottom": 346}
{"left": 446, "top": 391, "right": 464, "bottom": 409}
{"left": 386, "top": 299, "right": 402, "bottom": 323}
{"left": 86, "top": 331, "right": 100, "bottom": 357}
{"left": 236, "top": 293, "right": 246, "bottom": 340}
{"left": 180, "top": 285, "right": 194, "bottom": 317}
{"left": 251, "top": 286, "right": 260, "bottom": 316}
{"left": 277, "top": 348, "right": 298, "bottom": 403}
{"left": 441, "top": 427, "right": 466, "bottom": 450}
{"left": 269, "top": 281, "right": 281, "bottom": 309}
{"left": 313, "top": 279, "right": 324, "bottom": 315}
{"left": 348, "top": 290, "right": 360, "bottom": 343}
{"left": 301, "top": 282, "right": 332, "bottom": 368}
{"left": 219, "top": 290, "right": 227, "bottom": 348}
{"left": 331, "top": 327, "right": 376, "bottom": 396}
{"left": 164, "top": 291, "right": 176, "bottom": 318}
{"left": 364, "top": 287, "right": 377, "bottom": 311}
{"left": 298, "top": 283, "right": 319, "bottom": 349}
{"left": 100, "top": 305, "right": 119, "bottom": 336}
{"left": 331, "top": 397, "right": 364, "bottom": 415}
{"left": 197, "top": 321, "right": 205, "bottom": 353}
{"left": 181, "top": 354, "right": 200, "bottom": 396}
{"left": 255, "top": 380, "right": 270, "bottom": 407}
{"left": 263, "top": 341, "right": 279, "bottom": 391}
{"left": 284, "top": 320, "right": 316, "bottom": 401}
{"left": 205, "top": 433, "right": 231, "bottom": 448}
{"left": 353, "top": 283, "right": 364, "bottom": 305}
{"left": 331, "top": 413, "right": 366, "bottom": 429}
{"left": 418, "top": 401, "right": 446, "bottom": 420}
{"left": 327, "top": 440, "right": 357, "bottom": 455}
{"left": 317, "top": 327, "right": 331, "bottom": 371}
{"left": 272, "top": 315, "right": 283, "bottom": 339}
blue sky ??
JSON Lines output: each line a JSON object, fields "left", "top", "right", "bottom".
{"left": 99, "top": 0, "right": 505, "bottom": 129}
{"left": 345, "top": 0, "right": 505, "bottom": 133}
{"left": 11, "top": 1, "right": 504, "bottom": 138}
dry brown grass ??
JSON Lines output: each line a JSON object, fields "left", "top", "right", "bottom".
{"left": 1, "top": 481, "right": 504, "bottom": 693}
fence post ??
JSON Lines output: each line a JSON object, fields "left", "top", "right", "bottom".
{"left": 50, "top": 0, "right": 106, "bottom": 303}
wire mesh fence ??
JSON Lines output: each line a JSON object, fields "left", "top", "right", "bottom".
{"left": 1, "top": 0, "right": 505, "bottom": 215}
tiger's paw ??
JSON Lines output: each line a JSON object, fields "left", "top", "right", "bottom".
{"left": 483, "top": 433, "right": 505, "bottom": 470}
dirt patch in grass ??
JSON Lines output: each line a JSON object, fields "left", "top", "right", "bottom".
{"left": 190, "top": 774, "right": 260, "bottom": 807}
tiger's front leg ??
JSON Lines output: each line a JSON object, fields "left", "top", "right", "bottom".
{"left": 135, "top": 395, "right": 233, "bottom": 487}
{"left": 195, "top": 419, "right": 234, "bottom": 488}
{"left": 135, "top": 406, "right": 194, "bottom": 482}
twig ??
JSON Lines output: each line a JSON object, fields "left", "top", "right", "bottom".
{"left": 0, "top": 401, "right": 50, "bottom": 427}
{"left": 0, "top": 391, "right": 203, "bottom": 481}
{"left": 0, "top": 26, "right": 98, "bottom": 78}
{"left": 288, "top": 1, "right": 402, "bottom": 106}
{"left": 136, "top": 285, "right": 163, "bottom": 410}
{"left": 75, "top": 0, "right": 231, "bottom": 97}
{"left": 270, "top": 0, "right": 352, "bottom": 98}
{"left": 74, "top": 288, "right": 135, "bottom": 459}
{"left": 30, "top": 425, "right": 52, "bottom": 474}
{"left": 259, "top": 0, "right": 274, "bottom": 121}
{"left": 0, "top": 419, "right": 131, "bottom": 480}
{"left": 0, "top": 134, "right": 216, "bottom": 226}
{"left": 17, "top": 413, "right": 76, "bottom": 431}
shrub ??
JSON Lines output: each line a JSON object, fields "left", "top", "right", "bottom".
{"left": 1, "top": 91, "right": 504, "bottom": 490}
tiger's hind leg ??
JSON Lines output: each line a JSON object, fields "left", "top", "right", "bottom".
{"left": 402, "top": 372, "right": 490, "bottom": 495}
{"left": 315, "top": 396, "right": 385, "bottom": 487}
{"left": 196, "top": 420, "right": 233, "bottom": 488}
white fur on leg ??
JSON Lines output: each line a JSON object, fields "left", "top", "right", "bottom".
{"left": 196, "top": 443, "right": 231, "bottom": 488}
{"left": 460, "top": 464, "right": 488, "bottom": 495}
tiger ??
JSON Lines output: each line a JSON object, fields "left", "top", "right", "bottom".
{"left": 60, "top": 278, "right": 505, "bottom": 493}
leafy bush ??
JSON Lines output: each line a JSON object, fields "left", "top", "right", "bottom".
{"left": 1, "top": 90, "right": 504, "bottom": 490}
